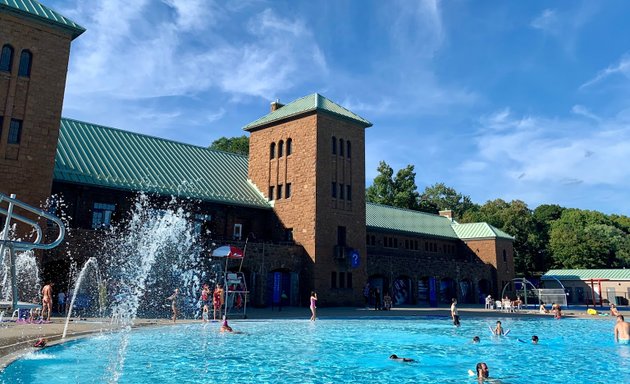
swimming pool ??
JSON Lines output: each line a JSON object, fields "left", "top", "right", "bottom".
{"left": 1, "top": 316, "right": 627, "bottom": 383}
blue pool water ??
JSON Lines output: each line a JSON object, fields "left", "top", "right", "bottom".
{"left": 1, "top": 316, "right": 628, "bottom": 383}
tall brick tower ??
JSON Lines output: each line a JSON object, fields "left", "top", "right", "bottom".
{"left": 245, "top": 94, "right": 372, "bottom": 305}
{"left": 0, "top": 2, "right": 84, "bottom": 215}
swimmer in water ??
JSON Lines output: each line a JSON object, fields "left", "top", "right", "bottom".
{"left": 389, "top": 354, "right": 415, "bottom": 362}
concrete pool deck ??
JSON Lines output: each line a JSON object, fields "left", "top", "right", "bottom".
{"left": 1, "top": 304, "right": 625, "bottom": 369}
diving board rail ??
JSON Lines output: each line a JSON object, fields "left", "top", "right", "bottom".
{"left": 0, "top": 192, "right": 66, "bottom": 313}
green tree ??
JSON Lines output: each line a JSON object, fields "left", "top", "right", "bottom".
{"left": 549, "top": 209, "right": 629, "bottom": 268}
{"left": 366, "top": 161, "right": 420, "bottom": 210}
{"left": 419, "top": 182, "right": 476, "bottom": 217}
{"left": 209, "top": 136, "right": 249, "bottom": 156}
{"left": 531, "top": 204, "right": 565, "bottom": 272}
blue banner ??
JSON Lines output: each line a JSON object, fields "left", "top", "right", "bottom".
{"left": 350, "top": 249, "right": 360, "bottom": 268}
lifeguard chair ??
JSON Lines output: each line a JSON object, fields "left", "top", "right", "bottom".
{"left": 210, "top": 245, "right": 249, "bottom": 319}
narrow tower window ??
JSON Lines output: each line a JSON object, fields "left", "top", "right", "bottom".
{"left": 0, "top": 45, "right": 14, "bottom": 72}
{"left": 18, "top": 50, "right": 32, "bottom": 77}
{"left": 347, "top": 141, "right": 351, "bottom": 158}
{"left": 270, "top": 142, "right": 276, "bottom": 159}
{"left": 278, "top": 140, "right": 284, "bottom": 157}
{"left": 332, "top": 136, "right": 337, "bottom": 154}
{"left": 339, "top": 139, "right": 344, "bottom": 156}
{"left": 286, "top": 138, "right": 292, "bottom": 155}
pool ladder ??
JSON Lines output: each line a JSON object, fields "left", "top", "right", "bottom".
{"left": 0, "top": 192, "right": 65, "bottom": 315}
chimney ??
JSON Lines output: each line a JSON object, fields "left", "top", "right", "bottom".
{"left": 439, "top": 209, "right": 453, "bottom": 220}
{"left": 270, "top": 99, "right": 284, "bottom": 112}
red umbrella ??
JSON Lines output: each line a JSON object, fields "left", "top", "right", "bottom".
{"left": 211, "top": 245, "right": 244, "bottom": 259}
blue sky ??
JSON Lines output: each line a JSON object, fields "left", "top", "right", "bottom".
{"left": 48, "top": 0, "right": 630, "bottom": 215}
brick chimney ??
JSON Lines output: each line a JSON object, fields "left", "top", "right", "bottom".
{"left": 270, "top": 99, "right": 284, "bottom": 112}
{"left": 439, "top": 209, "right": 453, "bottom": 220}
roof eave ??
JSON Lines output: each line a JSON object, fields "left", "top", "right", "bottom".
{"left": 0, "top": 5, "right": 86, "bottom": 40}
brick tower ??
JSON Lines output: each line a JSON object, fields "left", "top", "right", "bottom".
{"left": 245, "top": 94, "right": 372, "bottom": 305}
{"left": 0, "top": 2, "right": 84, "bottom": 216}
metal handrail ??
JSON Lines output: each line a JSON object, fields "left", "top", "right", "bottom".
{"left": 0, "top": 192, "right": 65, "bottom": 251}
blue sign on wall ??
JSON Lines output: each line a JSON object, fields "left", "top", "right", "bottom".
{"left": 350, "top": 249, "right": 360, "bottom": 268}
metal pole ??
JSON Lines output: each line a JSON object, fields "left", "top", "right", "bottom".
{"left": 1, "top": 195, "right": 17, "bottom": 310}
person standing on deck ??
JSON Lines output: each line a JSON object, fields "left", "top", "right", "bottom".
{"left": 451, "top": 298, "right": 460, "bottom": 326}
{"left": 41, "top": 282, "right": 53, "bottom": 321}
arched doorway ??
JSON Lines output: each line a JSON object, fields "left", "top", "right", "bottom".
{"left": 439, "top": 278, "right": 456, "bottom": 304}
{"left": 393, "top": 275, "right": 412, "bottom": 305}
{"left": 459, "top": 278, "right": 474, "bottom": 304}
{"left": 267, "top": 268, "right": 298, "bottom": 308}
{"left": 368, "top": 274, "right": 387, "bottom": 307}
{"left": 417, "top": 276, "right": 430, "bottom": 305}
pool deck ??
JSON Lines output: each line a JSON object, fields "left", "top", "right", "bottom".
{"left": 1, "top": 305, "right": 626, "bottom": 369}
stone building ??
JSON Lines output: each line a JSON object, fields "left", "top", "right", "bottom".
{"left": 0, "top": 1, "right": 515, "bottom": 308}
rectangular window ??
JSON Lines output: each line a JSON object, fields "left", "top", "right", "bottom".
{"left": 0, "top": 116, "right": 3, "bottom": 138}
{"left": 91, "top": 203, "right": 115, "bottom": 229}
{"left": 277, "top": 184, "right": 283, "bottom": 200}
{"left": 425, "top": 242, "right": 429, "bottom": 251}
{"left": 347, "top": 272, "right": 353, "bottom": 288}
{"left": 366, "top": 234, "right": 370, "bottom": 245}
{"left": 233, "top": 223, "right": 242, "bottom": 240}
{"left": 269, "top": 186, "right": 275, "bottom": 200}
{"left": 405, "top": 240, "right": 409, "bottom": 249}
{"left": 332, "top": 182, "right": 337, "bottom": 198}
{"left": 339, "top": 183, "right": 345, "bottom": 200}
{"left": 339, "top": 272, "right": 346, "bottom": 288}
{"left": 331, "top": 272, "right": 337, "bottom": 288}
{"left": 346, "top": 185, "right": 352, "bottom": 201}
{"left": 337, "top": 226, "right": 346, "bottom": 246}
{"left": 394, "top": 238, "right": 398, "bottom": 248}
{"left": 285, "top": 183, "right": 292, "bottom": 198}
{"left": 8, "top": 119, "right": 22, "bottom": 144}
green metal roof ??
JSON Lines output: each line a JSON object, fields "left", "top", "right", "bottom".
{"left": 54, "top": 118, "right": 271, "bottom": 209}
{"left": 0, "top": 0, "right": 85, "bottom": 39}
{"left": 243, "top": 93, "right": 372, "bottom": 131}
{"left": 542, "top": 269, "right": 630, "bottom": 281}
{"left": 452, "top": 222, "right": 515, "bottom": 240}
{"left": 366, "top": 203, "right": 515, "bottom": 240}
{"left": 366, "top": 203, "right": 460, "bottom": 239}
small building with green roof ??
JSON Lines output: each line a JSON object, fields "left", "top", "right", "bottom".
{"left": 542, "top": 269, "right": 630, "bottom": 306}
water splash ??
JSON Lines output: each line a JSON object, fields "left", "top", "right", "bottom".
{"left": 62, "top": 257, "right": 102, "bottom": 338}
{"left": 99, "top": 194, "right": 203, "bottom": 383}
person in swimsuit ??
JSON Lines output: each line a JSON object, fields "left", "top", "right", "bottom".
{"left": 468, "top": 362, "right": 490, "bottom": 381}
{"left": 472, "top": 336, "right": 480, "bottom": 343}
{"left": 450, "top": 298, "right": 460, "bottom": 326}
{"left": 41, "top": 282, "right": 53, "bottom": 321}
{"left": 494, "top": 321, "right": 504, "bottom": 336}
{"left": 201, "top": 284, "right": 210, "bottom": 322}
{"left": 531, "top": 335, "right": 539, "bottom": 344}
{"left": 389, "top": 354, "right": 415, "bottom": 362}
{"left": 166, "top": 288, "right": 179, "bottom": 323}
{"left": 213, "top": 285, "right": 223, "bottom": 321}
{"left": 310, "top": 291, "right": 317, "bottom": 321}
{"left": 610, "top": 304, "right": 620, "bottom": 317}
{"left": 220, "top": 317, "right": 244, "bottom": 334}
{"left": 614, "top": 315, "right": 630, "bottom": 344}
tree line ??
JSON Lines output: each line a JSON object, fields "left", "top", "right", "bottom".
{"left": 365, "top": 161, "right": 630, "bottom": 276}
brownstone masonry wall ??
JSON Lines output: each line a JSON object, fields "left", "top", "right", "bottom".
{"left": 0, "top": 11, "right": 74, "bottom": 225}
{"left": 462, "top": 238, "right": 514, "bottom": 296}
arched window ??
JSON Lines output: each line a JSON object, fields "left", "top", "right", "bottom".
{"left": 18, "top": 50, "right": 32, "bottom": 77}
{"left": 286, "top": 138, "right": 292, "bottom": 155}
{"left": 278, "top": 140, "right": 284, "bottom": 157}
{"left": 502, "top": 249, "right": 507, "bottom": 262}
{"left": 332, "top": 136, "right": 337, "bottom": 154}
{"left": 270, "top": 142, "right": 276, "bottom": 159}
{"left": 339, "top": 138, "right": 344, "bottom": 156}
{"left": 347, "top": 141, "right": 351, "bottom": 158}
{"left": 0, "top": 44, "right": 14, "bottom": 72}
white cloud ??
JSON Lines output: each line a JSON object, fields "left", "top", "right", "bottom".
{"left": 571, "top": 105, "right": 600, "bottom": 121}
{"left": 531, "top": 9, "right": 558, "bottom": 32}
{"left": 60, "top": 0, "right": 327, "bottom": 121}
{"left": 530, "top": 4, "right": 597, "bottom": 54}
{"left": 470, "top": 108, "right": 630, "bottom": 190}
{"left": 580, "top": 54, "right": 630, "bottom": 89}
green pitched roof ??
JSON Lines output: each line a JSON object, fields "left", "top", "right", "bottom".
{"left": 366, "top": 203, "right": 460, "bottom": 239}
{"left": 1, "top": 0, "right": 85, "bottom": 39}
{"left": 366, "top": 203, "right": 515, "bottom": 240}
{"left": 54, "top": 118, "right": 271, "bottom": 209}
{"left": 542, "top": 269, "right": 630, "bottom": 281}
{"left": 452, "top": 222, "right": 515, "bottom": 240}
{"left": 243, "top": 93, "right": 372, "bottom": 131}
